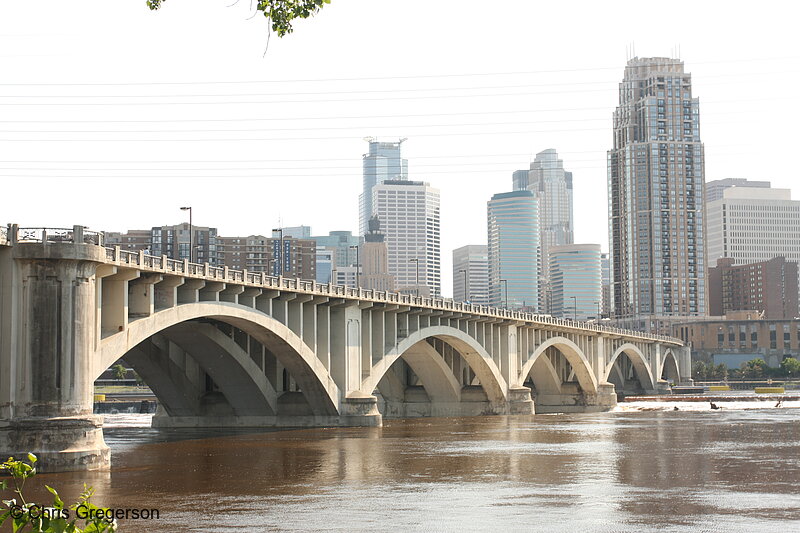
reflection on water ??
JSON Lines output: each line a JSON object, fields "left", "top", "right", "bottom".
{"left": 27, "top": 407, "right": 800, "bottom": 532}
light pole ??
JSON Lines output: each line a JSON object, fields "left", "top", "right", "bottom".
{"left": 459, "top": 269, "right": 468, "bottom": 302}
{"left": 350, "top": 244, "right": 360, "bottom": 288}
{"left": 180, "top": 206, "right": 192, "bottom": 262}
{"left": 571, "top": 295, "right": 577, "bottom": 322}
{"left": 271, "top": 227, "right": 283, "bottom": 277}
{"left": 500, "top": 279, "right": 508, "bottom": 309}
{"left": 410, "top": 258, "right": 420, "bottom": 296}
{"left": 595, "top": 301, "right": 601, "bottom": 320}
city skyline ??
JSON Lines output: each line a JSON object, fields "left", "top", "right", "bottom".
{"left": 1, "top": 2, "right": 798, "bottom": 299}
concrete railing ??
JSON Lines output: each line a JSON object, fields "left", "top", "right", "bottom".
{"left": 5, "top": 224, "right": 104, "bottom": 246}
{"left": 6, "top": 224, "right": 683, "bottom": 346}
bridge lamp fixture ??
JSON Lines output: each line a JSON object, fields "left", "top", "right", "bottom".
{"left": 500, "top": 279, "right": 508, "bottom": 309}
{"left": 571, "top": 295, "right": 577, "bottom": 322}
{"left": 179, "top": 206, "right": 193, "bottom": 263}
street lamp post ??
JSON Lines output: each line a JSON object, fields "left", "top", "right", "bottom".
{"left": 500, "top": 279, "right": 508, "bottom": 309}
{"left": 271, "top": 227, "right": 283, "bottom": 277}
{"left": 459, "top": 269, "right": 468, "bottom": 302}
{"left": 349, "top": 244, "right": 360, "bottom": 288}
{"left": 595, "top": 301, "right": 601, "bottom": 320}
{"left": 571, "top": 295, "right": 577, "bottom": 322}
{"left": 410, "top": 258, "right": 420, "bottom": 296}
{"left": 180, "top": 206, "right": 192, "bottom": 263}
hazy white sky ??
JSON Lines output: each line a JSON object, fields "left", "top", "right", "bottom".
{"left": 1, "top": 0, "right": 798, "bottom": 296}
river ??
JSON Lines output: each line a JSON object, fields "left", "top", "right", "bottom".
{"left": 26, "top": 402, "right": 800, "bottom": 532}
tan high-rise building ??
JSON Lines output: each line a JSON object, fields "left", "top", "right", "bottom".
{"left": 608, "top": 57, "right": 706, "bottom": 331}
{"left": 360, "top": 216, "right": 394, "bottom": 291}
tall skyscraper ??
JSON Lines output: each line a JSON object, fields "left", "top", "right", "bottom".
{"left": 359, "top": 138, "right": 408, "bottom": 236}
{"left": 487, "top": 190, "right": 540, "bottom": 310}
{"left": 608, "top": 57, "right": 706, "bottom": 328}
{"left": 373, "top": 179, "right": 441, "bottom": 296}
{"left": 452, "top": 245, "right": 489, "bottom": 305}
{"left": 548, "top": 244, "right": 603, "bottom": 320}
{"left": 513, "top": 149, "right": 574, "bottom": 311}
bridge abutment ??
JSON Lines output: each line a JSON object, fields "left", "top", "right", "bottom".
{"left": 0, "top": 240, "right": 110, "bottom": 471}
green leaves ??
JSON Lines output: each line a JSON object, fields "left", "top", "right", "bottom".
{"left": 0, "top": 456, "right": 117, "bottom": 533}
{"left": 147, "top": 0, "right": 330, "bottom": 37}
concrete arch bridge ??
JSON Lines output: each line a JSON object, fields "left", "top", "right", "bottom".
{"left": 0, "top": 226, "right": 689, "bottom": 470}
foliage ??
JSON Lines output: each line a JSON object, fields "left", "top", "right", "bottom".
{"left": 712, "top": 363, "right": 728, "bottom": 379}
{"left": 0, "top": 454, "right": 116, "bottom": 533}
{"left": 147, "top": 0, "right": 331, "bottom": 37}
{"left": 691, "top": 361, "right": 709, "bottom": 380}
{"left": 692, "top": 361, "right": 728, "bottom": 380}
{"left": 740, "top": 358, "right": 767, "bottom": 379}
{"left": 111, "top": 364, "right": 127, "bottom": 381}
{"left": 780, "top": 356, "right": 800, "bottom": 377}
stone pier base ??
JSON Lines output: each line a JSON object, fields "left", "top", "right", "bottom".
{"left": 0, "top": 416, "right": 110, "bottom": 472}
{"left": 534, "top": 382, "right": 618, "bottom": 414}
{"left": 338, "top": 394, "right": 383, "bottom": 427}
{"left": 508, "top": 386, "right": 535, "bottom": 415}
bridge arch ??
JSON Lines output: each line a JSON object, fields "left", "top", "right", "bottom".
{"left": 659, "top": 349, "right": 681, "bottom": 384}
{"left": 605, "top": 343, "right": 656, "bottom": 392}
{"left": 517, "top": 336, "right": 598, "bottom": 394}
{"left": 98, "top": 302, "right": 340, "bottom": 416}
{"left": 361, "top": 325, "right": 508, "bottom": 407}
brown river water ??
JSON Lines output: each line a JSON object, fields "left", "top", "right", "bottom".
{"left": 21, "top": 404, "right": 800, "bottom": 532}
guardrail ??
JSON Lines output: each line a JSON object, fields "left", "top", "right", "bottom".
{"left": 5, "top": 225, "right": 104, "bottom": 246}
{"left": 4, "top": 224, "right": 683, "bottom": 345}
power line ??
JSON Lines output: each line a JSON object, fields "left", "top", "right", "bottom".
{"left": 1, "top": 55, "right": 795, "bottom": 86}
{"left": 0, "top": 117, "right": 614, "bottom": 134}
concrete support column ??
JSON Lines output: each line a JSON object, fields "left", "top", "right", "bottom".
{"left": 100, "top": 269, "right": 140, "bottom": 335}
{"left": 370, "top": 308, "right": 384, "bottom": 365}
{"left": 199, "top": 281, "right": 225, "bottom": 302}
{"left": 678, "top": 345, "right": 693, "bottom": 385}
{"left": 287, "top": 295, "right": 312, "bottom": 339}
{"left": 237, "top": 287, "right": 262, "bottom": 309}
{"left": 316, "top": 304, "right": 331, "bottom": 369}
{"left": 177, "top": 279, "right": 205, "bottom": 304}
{"left": 219, "top": 284, "right": 244, "bottom": 304}
{"left": 499, "top": 325, "right": 517, "bottom": 388}
{"left": 0, "top": 243, "right": 110, "bottom": 472}
{"left": 129, "top": 274, "right": 162, "bottom": 317}
{"left": 329, "top": 302, "right": 362, "bottom": 395}
{"left": 154, "top": 276, "right": 184, "bottom": 311}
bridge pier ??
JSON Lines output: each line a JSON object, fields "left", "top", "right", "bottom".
{"left": 533, "top": 382, "right": 617, "bottom": 414}
{"left": 0, "top": 239, "right": 110, "bottom": 471}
